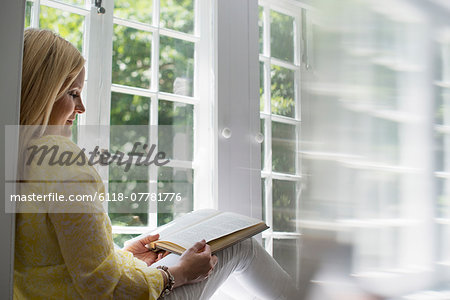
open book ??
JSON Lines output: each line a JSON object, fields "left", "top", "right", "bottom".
{"left": 146, "top": 209, "right": 269, "bottom": 255}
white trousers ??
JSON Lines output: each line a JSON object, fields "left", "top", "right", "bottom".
{"left": 152, "top": 238, "right": 299, "bottom": 300}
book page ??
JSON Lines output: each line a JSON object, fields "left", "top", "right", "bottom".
{"left": 161, "top": 212, "right": 262, "bottom": 249}
{"left": 157, "top": 209, "right": 221, "bottom": 240}
{"left": 126, "top": 209, "right": 221, "bottom": 245}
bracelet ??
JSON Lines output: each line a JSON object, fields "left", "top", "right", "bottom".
{"left": 157, "top": 265, "right": 175, "bottom": 298}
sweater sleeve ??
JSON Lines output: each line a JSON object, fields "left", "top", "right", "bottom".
{"left": 49, "top": 212, "right": 164, "bottom": 300}
{"left": 28, "top": 136, "right": 164, "bottom": 299}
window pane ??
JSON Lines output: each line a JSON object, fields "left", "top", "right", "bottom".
{"left": 112, "top": 25, "right": 152, "bottom": 89}
{"left": 110, "top": 92, "right": 150, "bottom": 126}
{"left": 355, "top": 227, "right": 400, "bottom": 270}
{"left": 39, "top": 6, "right": 84, "bottom": 52}
{"left": 159, "top": 100, "right": 194, "bottom": 161}
{"left": 159, "top": 36, "right": 194, "bottom": 96}
{"left": 160, "top": 0, "right": 194, "bottom": 34}
{"left": 272, "top": 121, "right": 296, "bottom": 174}
{"left": 260, "top": 61, "right": 265, "bottom": 112}
{"left": 373, "top": 65, "right": 398, "bottom": 110}
{"left": 436, "top": 87, "right": 450, "bottom": 125}
{"left": 157, "top": 167, "right": 193, "bottom": 226}
{"left": 57, "top": 0, "right": 85, "bottom": 6}
{"left": 273, "top": 239, "right": 299, "bottom": 280}
{"left": 438, "top": 224, "right": 450, "bottom": 263}
{"left": 108, "top": 182, "right": 149, "bottom": 227}
{"left": 437, "top": 178, "right": 450, "bottom": 219}
{"left": 25, "top": 1, "right": 32, "bottom": 28}
{"left": 109, "top": 92, "right": 151, "bottom": 227}
{"left": 270, "top": 10, "right": 294, "bottom": 63}
{"left": 113, "top": 233, "right": 140, "bottom": 248}
{"left": 271, "top": 65, "right": 295, "bottom": 118}
{"left": 273, "top": 179, "right": 297, "bottom": 232}
{"left": 436, "top": 132, "right": 448, "bottom": 172}
{"left": 371, "top": 118, "right": 398, "bottom": 164}
{"left": 71, "top": 116, "right": 78, "bottom": 143}
{"left": 114, "top": 0, "right": 152, "bottom": 24}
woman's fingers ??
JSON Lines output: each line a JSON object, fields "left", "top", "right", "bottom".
{"left": 190, "top": 239, "right": 207, "bottom": 253}
{"left": 140, "top": 233, "right": 160, "bottom": 244}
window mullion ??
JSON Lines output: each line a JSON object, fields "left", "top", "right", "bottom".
{"left": 80, "top": 1, "right": 114, "bottom": 211}
{"left": 148, "top": 95, "right": 158, "bottom": 229}
{"left": 30, "top": 0, "right": 40, "bottom": 28}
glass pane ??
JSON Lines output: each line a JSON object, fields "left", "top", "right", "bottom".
{"left": 259, "top": 6, "right": 263, "bottom": 54}
{"left": 436, "top": 87, "right": 450, "bottom": 125}
{"left": 435, "top": 132, "right": 448, "bottom": 172}
{"left": 110, "top": 92, "right": 150, "bottom": 164}
{"left": 159, "top": 36, "right": 194, "bottom": 96}
{"left": 260, "top": 61, "right": 265, "bottom": 111}
{"left": 273, "top": 239, "right": 299, "bottom": 280}
{"left": 57, "top": 0, "right": 85, "bottom": 6}
{"left": 271, "top": 65, "right": 295, "bottom": 118}
{"left": 112, "top": 25, "right": 152, "bottom": 89}
{"left": 114, "top": 0, "right": 152, "bottom": 24}
{"left": 438, "top": 224, "right": 450, "bottom": 263}
{"left": 159, "top": 100, "right": 194, "bottom": 161}
{"left": 110, "top": 92, "right": 150, "bottom": 126}
{"left": 108, "top": 181, "right": 149, "bottom": 227}
{"left": 71, "top": 116, "right": 78, "bottom": 143}
{"left": 157, "top": 167, "right": 193, "bottom": 226}
{"left": 355, "top": 227, "right": 400, "bottom": 270}
{"left": 272, "top": 121, "right": 296, "bottom": 174}
{"left": 160, "top": 0, "right": 194, "bottom": 34}
{"left": 25, "top": 1, "right": 32, "bottom": 28}
{"left": 113, "top": 233, "right": 140, "bottom": 248}
{"left": 109, "top": 93, "right": 151, "bottom": 227}
{"left": 270, "top": 10, "right": 294, "bottom": 63}
{"left": 373, "top": 65, "right": 398, "bottom": 110}
{"left": 371, "top": 118, "right": 398, "bottom": 164}
{"left": 437, "top": 178, "right": 450, "bottom": 219}
{"left": 39, "top": 6, "right": 84, "bottom": 52}
{"left": 273, "top": 179, "right": 297, "bottom": 232}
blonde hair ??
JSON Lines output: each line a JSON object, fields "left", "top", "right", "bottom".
{"left": 21, "top": 28, "right": 85, "bottom": 126}
{"left": 18, "top": 29, "right": 85, "bottom": 183}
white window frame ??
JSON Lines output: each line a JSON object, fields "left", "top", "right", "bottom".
{"left": 81, "top": 0, "right": 215, "bottom": 235}
{"left": 256, "top": 0, "right": 313, "bottom": 283}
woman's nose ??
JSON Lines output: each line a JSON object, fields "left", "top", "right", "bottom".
{"left": 75, "top": 98, "right": 85, "bottom": 114}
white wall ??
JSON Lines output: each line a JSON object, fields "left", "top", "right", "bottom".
{"left": 0, "top": 0, "right": 25, "bottom": 297}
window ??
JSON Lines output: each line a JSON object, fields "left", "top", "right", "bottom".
{"left": 108, "top": 0, "right": 201, "bottom": 246}
{"left": 258, "top": 0, "right": 304, "bottom": 282}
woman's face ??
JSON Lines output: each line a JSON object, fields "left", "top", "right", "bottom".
{"left": 48, "top": 67, "right": 85, "bottom": 137}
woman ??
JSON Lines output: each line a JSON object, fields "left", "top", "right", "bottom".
{"left": 15, "top": 28, "right": 298, "bottom": 299}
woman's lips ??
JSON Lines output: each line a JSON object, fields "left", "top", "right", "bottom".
{"left": 66, "top": 120, "right": 74, "bottom": 125}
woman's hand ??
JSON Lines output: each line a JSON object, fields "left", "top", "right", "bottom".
{"left": 168, "top": 240, "right": 218, "bottom": 288}
{"left": 122, "top": 234, "right": 169, "bottom": 266}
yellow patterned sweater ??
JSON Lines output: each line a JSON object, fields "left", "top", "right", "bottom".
{"left": 14, "top": 135, "right": 163, "bottom": 299}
